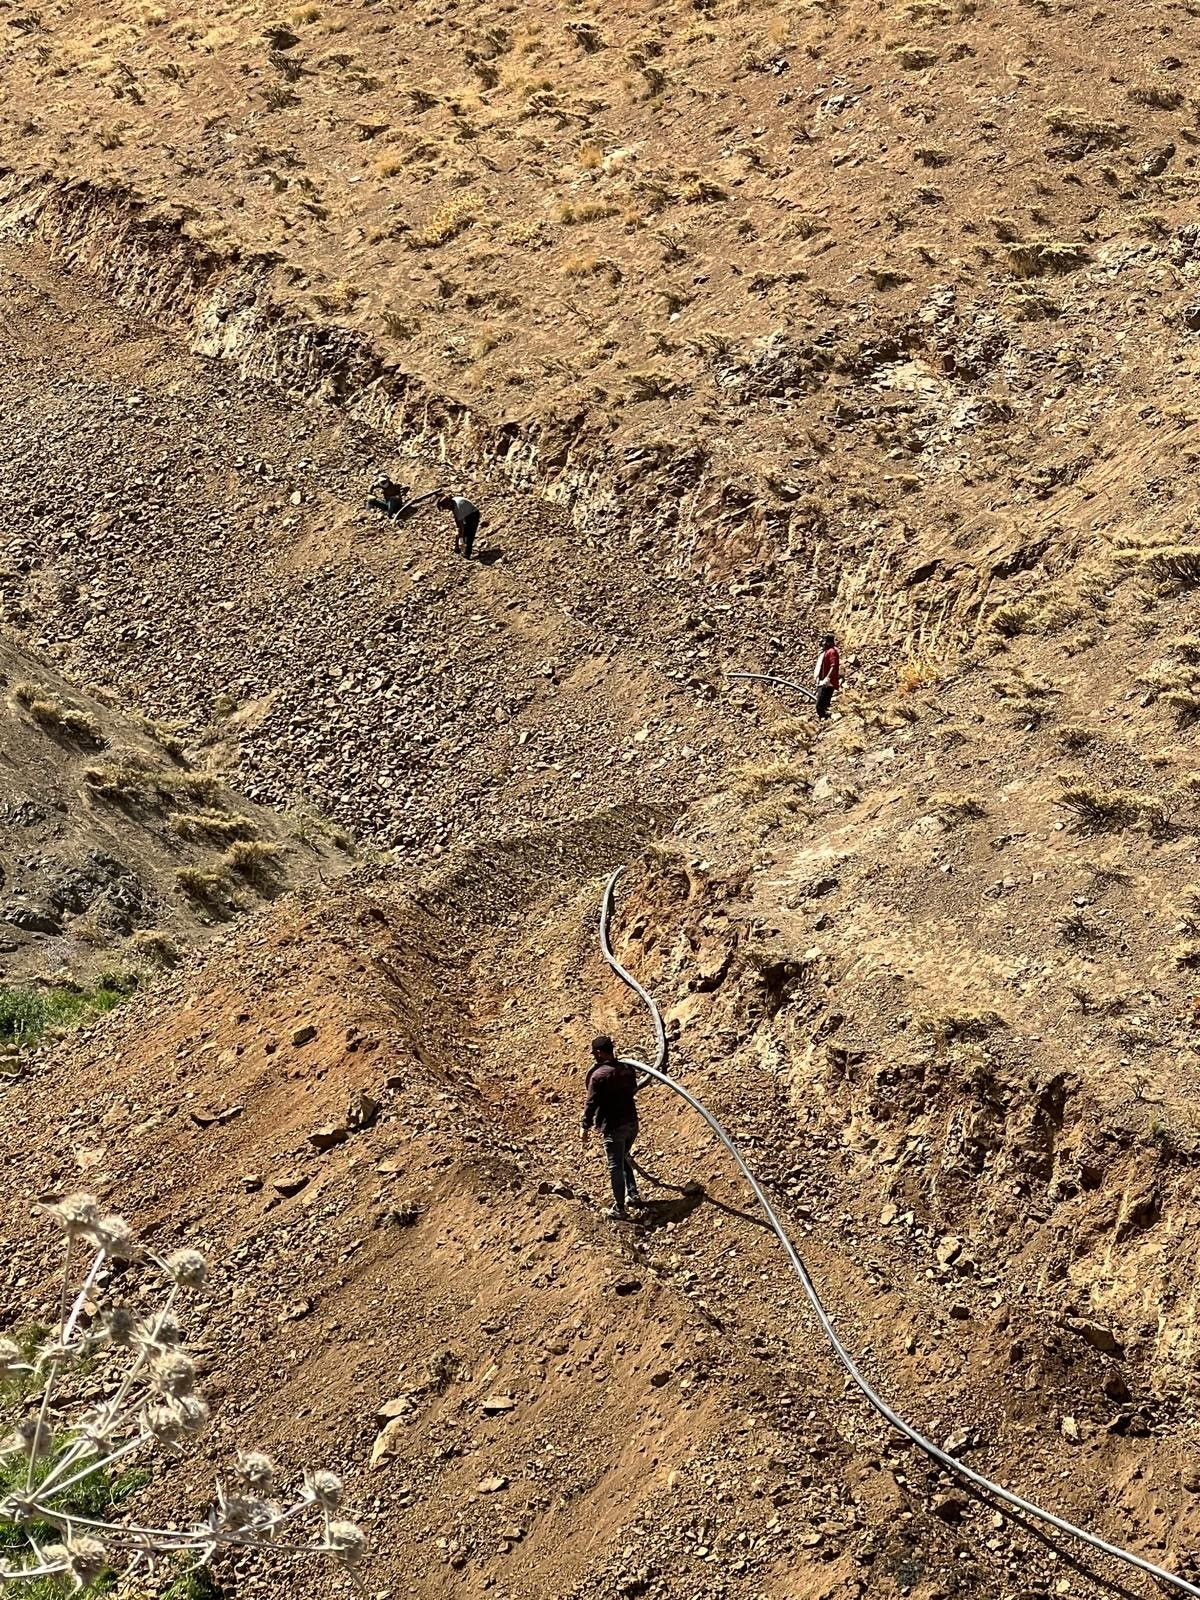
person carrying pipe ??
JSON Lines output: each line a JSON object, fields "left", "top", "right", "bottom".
{"left": 437, "top": 492, "right": 482, "bottom": 559}
{"left": 368, "top": 474, "right": 409, "bottom": 519}
{"left": 814, "top": 632, "right": 841, "bottom": 719}
{"left": 580, "top": 1035, "right": 645, "bottom": 1220}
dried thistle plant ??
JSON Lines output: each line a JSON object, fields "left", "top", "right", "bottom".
{"left": 0, "top": 1195, "right": 364, "bottom": 1590}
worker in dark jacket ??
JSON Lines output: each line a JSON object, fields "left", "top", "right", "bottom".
{"left": 437, "top": 493, "right": 481, "bottom": 558}
{"left": 581, "top": 1035, "right": 643, "bottom": 1219}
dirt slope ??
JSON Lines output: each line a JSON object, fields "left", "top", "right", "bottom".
{"left": 0, "top": 630, "right": 347, "bottom": 993}
{"left": 3, "top": 0, "right": 1200, "bottom": 1596}
{"left": 4, "top": 809, "right": 1200, "bottom": 1600}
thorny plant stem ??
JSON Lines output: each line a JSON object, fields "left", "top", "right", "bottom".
{"left": 35, "top": 1430, "right": 151, "bottom": 1501}
{"left": 39, "top": 1281, "right": 183, "bottom": 1498}
{"left": 26, "top": 1491, "right": 326, "bottom": 1552}
{"left": 26, "top": 1237, "right": 73, "bottom": 1494}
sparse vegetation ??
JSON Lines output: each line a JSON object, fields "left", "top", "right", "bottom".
{"left": 12, "top": 684, "right": 105, "bottom": 747}
{"left": 1055, "top": 783, "right": 1169, "bottom": 836}
{"left": 171, "top": 810, "right": 258, "bottom": 845}
{"left": 0, "top": 976, "right": 135, "bottom": 1048}
{"left": 127, "top": 929, "right": 182, "bottom": 968}
{"left": 175, "top": 867, "right": 229, "bottom": 905}
{"left": 925, "top": 792, "right": 986, "bottom": 824}
{"left": 223, "top": 840, "right": 285, "bottom": 889}
{"left": 84, "top": 764, "right": 222, "bottom": 809}
{"left": 731, "top": 758, "right": 809, "bottom": 799}
{"left": 916, "top": 1008, "right": 1006, "bottom": 1046}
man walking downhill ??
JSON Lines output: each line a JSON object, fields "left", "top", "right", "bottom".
{"left": 814, "top": 632, "right": 840, "bottom": 720}
{"left": 437, "top": 493, "right": 482, "bottom": 559}
{"left": 581, "top": 1035, "right": 644, "bottom": 1221}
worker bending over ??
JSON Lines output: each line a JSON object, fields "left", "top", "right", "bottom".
{"left": 438, "top": 493, "right": 482, "bottom": 559}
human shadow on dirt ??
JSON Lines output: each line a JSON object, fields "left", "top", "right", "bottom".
{"left": 629, "top": 1159, "right": 772, "bottom": 1234}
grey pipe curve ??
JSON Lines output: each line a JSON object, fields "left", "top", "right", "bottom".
{"left": 726, "top": 671, "right": 817, "bottom": 703}
{"left": 599, "top": 867, "right": 1199, "bottom": 1599}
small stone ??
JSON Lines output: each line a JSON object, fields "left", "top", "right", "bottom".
{"left": 477, "top": 1476, "right": 509, "bottom": 1494}
{"left": 241, "top": 1173, "right": 264, "bottom": 1193}
{"left": 481, "top": 1395, "right": 517, "bottom": 1415}
{"left": 1061, "top": 1415, "right": 1082, "bottom": 1444}
{"left": 1065, "top": 1316, "right": 1123, "bottom": 1358}
{"left": 932, "top": 1492, "right": 968, "bottom": 1523}
{"left": 948, "top": 1301, "right": 971, "bottom": 1320}
{"left": 309, "top": 1124, "right": 349, "bottom": 1152}
{"left": 376, "top": 1396, "right": 413, "bottom": 1424}
{"left": 348, "top": 1090, "right": 380, "bottom": 1130}
{"left": 936, "top": 1235, "right": 963, "bottom": 1268}
{"left": 272, "top": 1172, "right": 309, "bottom": 1197}
{"left": 292, "top": 1024, "right": 318, "bottom": 1048}
{"left": 370, "top": 1417, "right": 408, "bottom": 1468}
{"left": 1103, "top": 1370, "right": 1131, "bottom": 1403}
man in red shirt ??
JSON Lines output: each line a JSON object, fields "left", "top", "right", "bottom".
{"left": 581, "top": 1035, "right": 644, "bottom": 1220}
{"left": 814, "top": 633, "right": 840, "bottom": 719}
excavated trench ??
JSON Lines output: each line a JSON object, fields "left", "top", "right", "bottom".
{"left": 0, "top": 172, "right": 785, "bottom": 574}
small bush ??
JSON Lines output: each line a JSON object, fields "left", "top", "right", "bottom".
{"left": 171, "top": 811, "right": 258, "bottom": 845}
{"left": 1055, "top": 784, "right": 1169, "bottom": 835}
{"left": 408, "top": 195, "right": 480, "bottom": 248}
{"left": 128, "top": 930, "right": 182, "bottom": 968}
{"left": 1044, "top": 107, "right": 1128, "bottom": 147}
{"left": 224, "top": 841, "right": 285, "bottom": 889}
{"left": 175, "top": 868, "right": 228, "bottom": 905}
{"left": 926, "top": 792, "right": 986, "bottom": 824}
{"left": 1055, "top": 725, "right": 1095, "bottom": 753}
{"left": 1007, "top": 241, "right": 1090, "bottom": 279}
{"left": 916, "top": 1008, "right": 1005, "bottom": 1046}
{"left": 1128, "top": 83, "right": 1184, "bottom": 110}
{"left": 553, "top": 197, "right": 617, "bottom": 224}
{"left": 898, "top": 659, "right": 941, "bottom": 694}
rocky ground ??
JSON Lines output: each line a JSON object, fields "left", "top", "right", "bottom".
{"left": 2, "top": 2, "right": 1200, "bottom": 1596}
{"left": 0, "top": 630, "right": 347, "bottom": 998}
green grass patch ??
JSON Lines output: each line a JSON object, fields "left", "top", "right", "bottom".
{"left": 0, "top": 975, "right": 138, "bottom": 1049}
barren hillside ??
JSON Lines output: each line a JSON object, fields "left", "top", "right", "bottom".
{"left": 2, "top": 1, "right": 1200, "bottom": 1598}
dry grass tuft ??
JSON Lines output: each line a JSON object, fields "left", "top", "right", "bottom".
{"left": 1044, "top": 107, "right": 1128, "bottom": 147}
{"left": 1007, "top": 240, "right": 1090, "bottom": 278}
{"left": 408, "top": 195, "right": 481, "bottom": 249}
{"left": 128, "top": 929, "right": 182, "bottom": 967}
{"left": 1128, "top": 83, "right": 1184, "bottom": 110}
{"left": 898, "top": 659, "right": 941, "bottom": 694}
{"left": 175, "top": 866, "right": 228, "bottom": 904}
{"left": 171, "top": 810, "right": 259, "bottom": 844}
{"left": 731, "top": 758, "right": 809, "bottom": 799}
{"left": 12, "top": 685, "right": 105, "bottom": 746}
{"left": 224, "top": 840, "right": 285, "bottom": 889}
{"left": 1055, "top": 783, "right": 1169, "bottom": 835}
{"left": 916, "top": 1008, "right": 1005, "bottom": 1046}
{"left": 925, "top": 791, "right": 986, "bottom": 824}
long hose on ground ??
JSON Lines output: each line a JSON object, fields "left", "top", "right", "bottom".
{"left": 725, "top": 670, "right": 817, "bottom": 704}
{"left": 599, "top": 867, "right": 1199, "bottom": 1600}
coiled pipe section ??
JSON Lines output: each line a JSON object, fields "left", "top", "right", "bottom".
{"left": 599, "top": 867, "right": 1199, "bottom": 1599}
